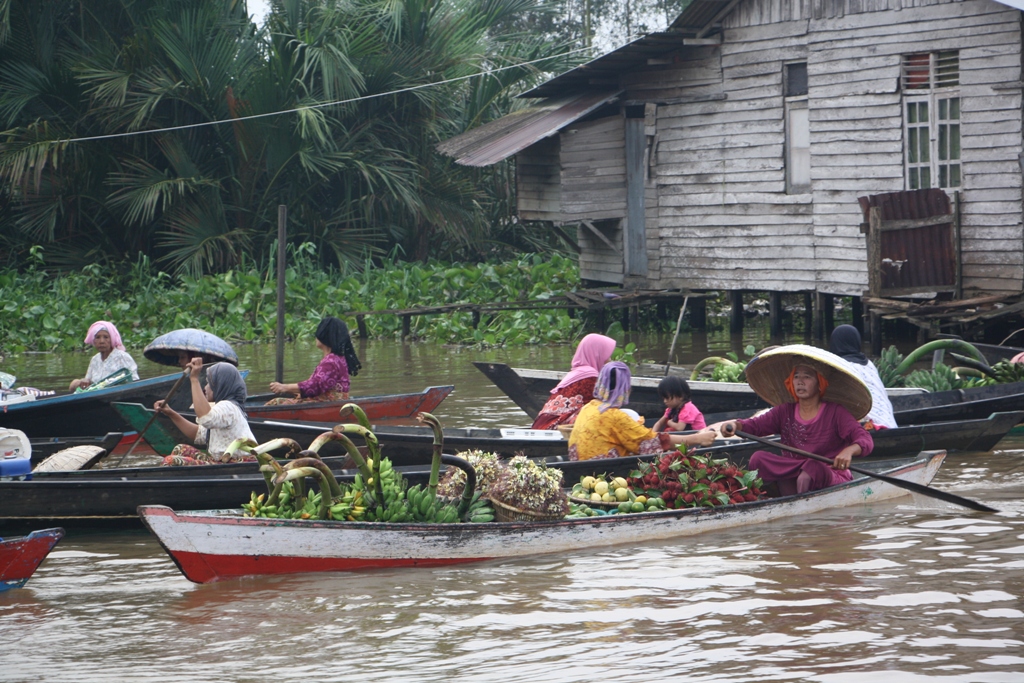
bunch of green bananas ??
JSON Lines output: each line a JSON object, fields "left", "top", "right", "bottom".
{"left": 905, "top": 362, "right": 963, "bottom": 392}
{"left": 242, "top": 480, "right": 367, "bottom": 521}
{"left": 989, "top": 360, "right": 1024, "bottom": 384}
{"left": 403, "top": 484, "right": 460, "bottom": 523}
{"left": 463, "top": 490, "right": 495, "bottom": 523}
{"left": 876, "top": 345, "right": 906, "bottom": 388}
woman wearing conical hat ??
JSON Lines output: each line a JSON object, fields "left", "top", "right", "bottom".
{"left": 715, "top": 346, "right": 874, "bottom": 495}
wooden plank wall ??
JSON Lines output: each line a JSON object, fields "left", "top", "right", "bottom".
{"left": 577, "top": 220, "right": 625, "bottom": 283}
{"left": 651, "top": 21, "right": 817, "bottom": 292}
{"left": 559, "top": 116, "right": 626, "bottom": 223}
{"left": 647, "top": 0, "right": 1022, "bottom": 296}
{"left": 516, "top": 136, "right": 561, "bottom": 222}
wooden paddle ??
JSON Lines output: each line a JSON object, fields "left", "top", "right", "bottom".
{"left": 111, "top": 368, "right": 190, "bottom": 467}
{"left": 724, "top": 426, "right": 999, "bottom": 513}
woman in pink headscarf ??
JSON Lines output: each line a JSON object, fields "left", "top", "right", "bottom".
{"left": 69, "top": 321, "right": 139, "bottom": 391}
{"left": 531, "top": 333, "right": 617, "bottom": 430}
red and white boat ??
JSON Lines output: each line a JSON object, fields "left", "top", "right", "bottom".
{"left": 141, "top": 452, "right": 947, "bottom": 584}
{"left": 0, "top": 527, "right": 65, "bottom": 591}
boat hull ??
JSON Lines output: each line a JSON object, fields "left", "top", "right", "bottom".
{"left": 474, "top": 362, "right": 930, "bottom": 420}
{"left": 0, "top": 527, "right": 64, "bottom": 591}
{"left": 243, "top": 385, "right": 453, "bottom": 423}
{"left": 0, "top": 373, "right": 186, "bottom": 437}
{"left": 140, "top": 452, "right": 946, "bottom": 583}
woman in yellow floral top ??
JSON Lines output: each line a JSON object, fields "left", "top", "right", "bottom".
{"left": 568, "top": 362, "right": 716, "bottom": 461}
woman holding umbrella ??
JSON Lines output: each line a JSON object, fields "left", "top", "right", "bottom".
{"left": 712, "top": 345, "right": 874, "bottom": 496}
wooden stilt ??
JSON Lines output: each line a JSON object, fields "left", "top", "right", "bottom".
{"left": 822, "top": 294, "right": 835, "bottom": 337}
{"left": 629, "top": 305, "right": 639, "bottom": 331}
{"left": 356, "top": 314, "right": 368, "bottom": 339}
{"left": 813, "top": 292, "right": 824, "bottom": 341}
{"left": 730, "top": 291, "right": 744, "bottom": 334}
{"left": 401, "top": 314, "right": 411, "bottom": 340}
{"left": 803, "top": 292, "right": 813, "bottom": 339}
{"left": 769, "top": 291, "right": 784, "bottom": 339}
{"left": 471, "top": 310, "right": 481, "bottom": 329}
{"left": 870, "top": 310, "right": 883, "bottom": 356}
{"left": 689, "top": 297, "right": 707, "bottom": 331}
{"left": 851, "top": 296, "right": 864, "bottom": 334}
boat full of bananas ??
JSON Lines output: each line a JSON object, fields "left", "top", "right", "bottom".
{"left": 241, "top": 406, "right": 495, "bottom": 524}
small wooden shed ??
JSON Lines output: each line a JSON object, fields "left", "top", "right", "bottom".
{"left": 439, "top": 0, "right": 1024, "bottom": 331}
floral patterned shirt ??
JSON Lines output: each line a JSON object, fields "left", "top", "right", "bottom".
{"left": 531, "top": 377, "right": 597, "bottom": 430}
{"left": 567, "top": 400, "right": 672, "bottom": 461}
{"left": 298, "top": 354, "right": 349, "bottom": 398}
{"left": 195, "top": 401, "right": 256, "bottom": 457}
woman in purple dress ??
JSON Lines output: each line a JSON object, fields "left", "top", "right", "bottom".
{"left": 716, "top": 362, "right": 873, "bottom": 496}
{"left": 267, "top": 317, "right": 362, "bottom": 404}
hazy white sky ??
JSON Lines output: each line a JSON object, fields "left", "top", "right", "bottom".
{"left": 249, "top": 0, "right": 270, "bottom": 25}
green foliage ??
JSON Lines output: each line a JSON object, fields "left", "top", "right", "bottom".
{"left": 0, "top": 250, "right": 584, "bottom": 353}
{"left": 610, "top": 342, "right": 639, "bottom": 365}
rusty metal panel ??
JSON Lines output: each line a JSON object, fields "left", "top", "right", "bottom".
{"left": 859, "top": 189, "right": 958, "bottom": 295}
{"left": 437, "top": 90, "right": 621, "bottom": 167}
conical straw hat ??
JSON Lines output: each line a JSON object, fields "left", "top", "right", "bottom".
{"left": 743, "top": 344, "right": 872, "bottom": 420}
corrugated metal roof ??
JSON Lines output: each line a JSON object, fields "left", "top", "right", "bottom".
{"left": 436, "top": 89, "right": 622, "bottom": 167}
{"left": 521, "top": 0, "right": 738, "bottom": 99}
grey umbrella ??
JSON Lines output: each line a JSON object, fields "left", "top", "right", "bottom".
{"left": 144, "top": 328, "right": 239, "bottom": 367}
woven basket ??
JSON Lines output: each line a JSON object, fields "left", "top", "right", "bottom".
{"left": 490, "top": 497, "right": 565, "bottom": 523}
{"left": 557, "top": 425, "right": 574, "bottom": 440}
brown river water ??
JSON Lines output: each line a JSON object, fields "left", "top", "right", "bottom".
{"left": 2, "top": 330, "right": 1023, "bottom": 682}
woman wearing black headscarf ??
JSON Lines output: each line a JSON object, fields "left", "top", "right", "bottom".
{"left": 829, "top": 324, "right": 897, "bottom": 429}
{"left": 155, "top": 358, "right": 257, "bottom": 466}
{"left": 268, "top": 316, "right": 361, "bottom": 404}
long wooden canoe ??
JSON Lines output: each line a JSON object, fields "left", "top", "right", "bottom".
{"left": 242, "top": 385, "right": 453, "bottom": 423}
{"left": 138, "top": 452, "right": 947, "bottom": 583}
{"left": 112, "top": 400, "right": 1021, "bottom": 467}
{"left": 474, "top": 362, "right": 930, "bottom": 420}
{"left": 0, "top": 372, "right": 188, "bottom": 437}
{"left": 475, "top": 362, "right": 1024, "bottom": 426}
{"left": 0, "top": 527, "right": 64, "bottom": 591}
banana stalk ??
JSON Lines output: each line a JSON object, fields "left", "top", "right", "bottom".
{"left": 285, "top": 457, "right": 343, "bottom": 498}
{"left": 894, "top": 339, "right": 987, "bottom": 376}
{"left": 252, "top": 438, "right": 302, "bottom": 458}
{"left": 689, "top": 357, "right": 736, "bottom": 381}
{"left": 308, "top": 431, "right": 354, "bottom": 456}
{"left": 329, "top": 425, "right": 376, "bottom": 481}
{"left": 417, "top": 412, "right": 444, "bottom": 498}
{"left": 953, "top": 367, "right": 985, "bottom": 379}
{"left": 255, "top": 451, "right": 285, "bottom": 492}
{"left": 222, "top": 438, "right": 257, "bottom": 462}
{"left": 339, "top": 403, "right": 372, "bottom": 430}
{"left": 273, "top": 467, "right": 335, "bottom": 519}
{"left": 948, "top": 353, "right": 996, "bottom": 377}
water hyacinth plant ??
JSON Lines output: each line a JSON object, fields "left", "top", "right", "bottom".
{"left": 488, "top": 455, "right": 569, "bottom": 517}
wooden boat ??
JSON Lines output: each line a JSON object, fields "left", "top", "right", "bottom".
{"left": 0, "top": 372, "right": 188, "bottom": 437}
{"left": 112, "top": 400, "right": 1021, "bottom": 467}
{"left": 241, "top": 385, "right": 453, "bottom": 423}
{"left": 6, "top": 402, "right": 1011, "bottom": 525}
{"left": 0, "top": 527, "right": 64, "bottom": 591}
{"left": 138, "top": 452, "right": 947, "bottom": 583}
{"left": 475, "top": 362, "right": 929, "bottom": 420}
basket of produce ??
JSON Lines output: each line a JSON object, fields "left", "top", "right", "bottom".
{"left": 487, "top": 455, "right": 570, "bottom": 522}
{"left": 569, "top": 474, "right": 646, "bottom": 510}
{"left": 557, "top": 425, "right": 574, "bottom": 440}
{"left": 490, "top": 496, "right": 566, "bottom": 523}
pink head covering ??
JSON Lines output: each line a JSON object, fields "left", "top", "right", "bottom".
{"left": 84, "top": 321, "right": 125, "bottom": 350}
{"left": 552, "top": 333, "right": 616, "bottom": 393}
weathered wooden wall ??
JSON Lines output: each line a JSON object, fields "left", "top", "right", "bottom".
{"left": 516, "top": 136, "right": 561, "bottom": 222}
{"left": 561, "top": 116, "right": 627, "bottom": 282}
{"left": 649, "top": 0, "right": 1022, "bottom": 297}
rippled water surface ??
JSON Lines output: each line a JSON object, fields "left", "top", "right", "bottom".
{"left": 2, "top": 336, "right": 1023, "bottom": 682}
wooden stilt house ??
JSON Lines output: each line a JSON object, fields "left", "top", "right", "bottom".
{"left": 439, "top": 0, "right": 1024, "bottom": 334}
